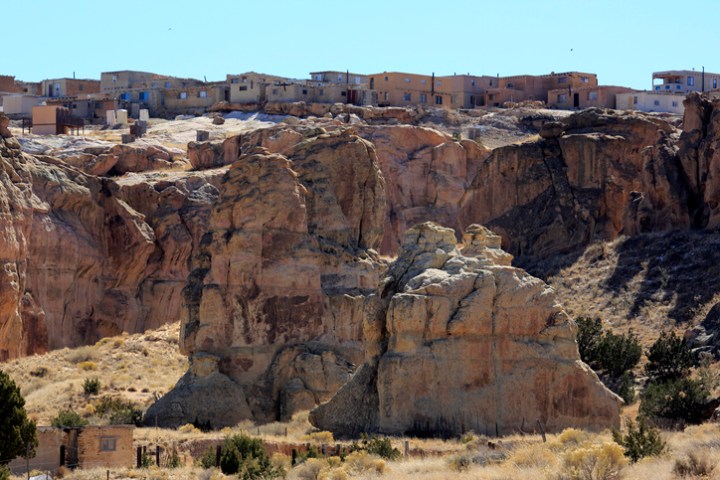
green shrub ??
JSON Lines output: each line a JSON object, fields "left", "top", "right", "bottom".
{"left": 639, "top": 377, "right": 709, "bottom": 425}
{"left": 82, "top": 377, "right": 100, "bottom": 396}
{"left": 349, "top": 434, "right": 401, "bottom": 461}
{"left": 558, "top": 441, "right": 627, "bottom": 480}
{"left": 576, "top": 318, "right": 642, "bottom": 379}
{"left": 95, "top": 397, "right": 142, "bottom": 425}
{"left": 51, "top": 409, "right": 88, "bottom": 427}
{"left": 645, "top": 331, "right": 695, "bottom": 382}
{"left": 197, "top": 446, "right": 217, "bottom": 469}
{"left": 612, "top": 419, "right": 665, "bottom": 462}
{"left": 219, "top": 434, "right": 283, "bottom": 479}
{"left": 0, "top": 465, "right": 10, "bottom": 480}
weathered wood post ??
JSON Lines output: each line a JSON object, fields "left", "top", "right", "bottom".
{"left": 215, "top": 445, "right": 221, "bottom": 467}
{"left": 136, "top": 446, "right": 142, "bottom": 468}
{"left": 536, "top": 419, "right": 546, "bottom": 443}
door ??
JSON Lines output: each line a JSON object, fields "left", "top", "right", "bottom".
{"left": 573, "top": 93, "right": 580, "bottom": 108}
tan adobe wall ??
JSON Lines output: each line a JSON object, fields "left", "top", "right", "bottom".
{"left": 77, "top": 426, "right": 134, "bottom": 469}
{"left": 8, "top": 428, "right": 65, "bottom": 475}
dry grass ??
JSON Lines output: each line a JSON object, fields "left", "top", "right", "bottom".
{"left": 1, "top": 322, "right": 187, "bottom": 425}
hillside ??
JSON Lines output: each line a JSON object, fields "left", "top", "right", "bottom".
{"left": 1, "top": 322, "right": 186, "bottom": 425}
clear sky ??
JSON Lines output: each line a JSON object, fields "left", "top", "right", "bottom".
{"left": 5, "top": 0, "right": 717, "bottom": 90}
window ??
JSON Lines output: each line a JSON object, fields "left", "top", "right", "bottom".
{"left": 558, "top": 77, "right": 568, "bottom": 84}
{"left": 152, "top": 82, "right": 158, "bottom": 88}
{"left": 419, "top": 93, "right": 427, "bottom": 103}
{"left": 139, "top": 91, "right": 148, "bottom": 101}
{"left": 676, "top": 85, "right": 681, "bottom": 90}
{"left": 79, "top": 84, "right": 84, "bottom": 91}
{"left": 165, "top": 82, "right": 171, "bottom": 88}
{"left": 319, "top": 89, "right": 324, "bottom": 96}
{"left": 384, "top": 76, "right": 389, "bottom": 81}
{"left": 338, "top": 75, "right": 343, "bottom": 81}
{"left": 231, "top": 78, "right": 239, "bottom": 84}
{"left": 421, "top": 79, "right": 427, "bottom": 84}
{"left": 120, "top": 92, "right": 129, "bottom": 100}
{"left": 588, "top": 91, "right": 598, "bottom": 101}
{"left": 655, "top": 86, "right": 660, "bottom": 91}
{"left": 302, "top": 89, "right": 308, "bottom": 95}
{"left": 633, "top": 96, "right": 638, "bottom": 104}
{"left": 404, "top": 78, "right": 411, "bottom": 83}
{"left": 354, "top": 77, "right": 361, "bottom": 84}
{"left": 112, "top": 75, "right": 117, "bottom": 83}
{"left": 580, "top": 76, "right": 589, "bottom": 83}
{"left": 672, "top": 101, "right": 679, "bottom": 107}
{"left": 435, "top": 95, "right": 442, "bottom": 105}
{"left": 314, "top": 75, "right": 322, "bottom": 81}
{"left": 100, "top": 437, "right": 117, "bottom": 451}
{"left": 665, "top": 85, "right": 670, "bottom": 90}
{"left": 489, "top": 80, "right": 493, "bottom": 86}
{"left": 198, "top": 91, "right": 208, "bottom": 98}
{"left": 383, "top": 92, "right": 389, "bottom": 101}
{"left": 242, "top": 77, "right": 247, "bottom": 83}
{"left": 341, "top": 91, "right": 346, "bottom": 96}
{"left": 688, "top": 76, "right": 695, "bottom": 86}
{"left": 436, "top": 80, "right": 442, "bottom": 86}
{"left": 714, "top": 79, "right": 718, "bottom": 89}
{"left": 179, "top": 92, "right": 188, "bottom": 99}
{"left": 558, "top": 94, "right": 567, "bottom": 103}
{"left": 272, "top": 88, "right": 278, "bottom": 95}
{"left": 238, "top": 86, "right": 248, "bottom": 91}
{"left": 654, "top": 100, "right": 660, "bottom": 106}
{"left": 403, "top": 93, "right": 411, "bottom": 102}
{"left": 451, "top": 95, "right": 457, "bottom": 104}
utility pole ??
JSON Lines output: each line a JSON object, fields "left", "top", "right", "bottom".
{"left": 702, "top": 66, "right": 705, "bottom": 92}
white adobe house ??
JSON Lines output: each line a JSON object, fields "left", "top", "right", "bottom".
{"left": 652, "top": 69, "right": 720, "bottom": 93}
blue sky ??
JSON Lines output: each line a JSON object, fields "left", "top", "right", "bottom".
{"left": 5, "top": 0, "right": 717, "bottom": 90}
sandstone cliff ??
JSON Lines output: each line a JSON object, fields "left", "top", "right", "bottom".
{"left": 310, "top": 222, "right": 621, "bottom": 437}
{"left": 145, "top": 130, "right": 386, "bottom": 426}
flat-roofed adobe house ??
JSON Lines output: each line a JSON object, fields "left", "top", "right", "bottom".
{"left": 8, "top": 425, "right": 134, "bottom": 475}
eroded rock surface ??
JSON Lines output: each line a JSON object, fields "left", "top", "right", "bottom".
{"left": 310, "top": 222, "right": 620, "bottom": 437}
{"left": 145, "top": 130, "right": 386, "bottom": 426}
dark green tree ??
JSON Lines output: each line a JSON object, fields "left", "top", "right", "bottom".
{"left": 639, "top": 377, "right": 710, "bottom": 425}
{"left": 0, "top": 370, "right": 38, "bottom": 466}
{"left": 219, "top": 434, "right": 283, "bottom": 479}
{"left": 645, "top": 331, "right": 695, "bottom": 382}
{"left": 612, "top": 419, "right": 666, "bottom": 462}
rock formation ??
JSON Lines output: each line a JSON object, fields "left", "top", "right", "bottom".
{"left": 310, "top": 222, "right": 621, "bottom": 437}
{"left": 460, "top": 108, "right": 688, "bottom": 257}
{"left": 144, "top": 130, "right": 386, "bottom": 426}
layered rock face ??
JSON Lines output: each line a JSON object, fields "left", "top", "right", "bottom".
{"left": 460, "top": 108, "right": 688, "bottom": 257}
{"left": 145, "top": 130, "right": 386, "bottom": 426}
{"left": 310, "top": 222, "right": 620, "bottom": 437}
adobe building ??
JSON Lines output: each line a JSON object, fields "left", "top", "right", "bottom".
{"left": 8, "top": 425, "right": 134, "bottom": 475}
{"left": 163, "top": 82, "right": 229, "bottom": 115}
{"left": 40, "top": 78, "right": 101, "bottom": 98}
{"left": 484, "top": 71, "right": 598, "bottom": 107}
{"left": 548, "top": 85, "right": 635, "bottom": 109}
{"left": 368, "top": 71, "right": 499, "bottom": 109}
{"left": 32, "top": 105, "right": 84, "bottom": 135}
{"left": 310, "top": 71, "right": 369, "bottom": 85}
{"left": 226, "top": 72, "right": 293, "bottom": 104}
{"left": 2, "top": 94, "right": 42, "bottom": 116}
{"left": 615, "top": 91, "right": 685, "bottom": 114}
{"left": 0, "top": 75, "right": 21, "bottom": 93}
{"left": 653, "top": 69, "right": 720, "bottom": 93}
{"left": 369, "top": 71, "right": 449, "bottom": 107}
{"left": 46, "top": 95, "right": 118, "bottom": 121}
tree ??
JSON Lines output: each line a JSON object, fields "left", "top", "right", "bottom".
{"left": 645, "top": 331, "right": 695, "bottom": 382}
{"left": 612, "top": 419, "right": 666, "bottom": 462}
{"left": 575, "top": 317, "right": 642, "bottom": 403}
{"left": 0, "top": 370, "right": 38, "bottom": 466}
{"left": 51, "top": 409, "right": 88, "bottom": 427}
{"left": 639, "top": 377, "right": 710, "bottom": 425}
{"left": 219, "top": 434, "right": 283, "bottom": 479}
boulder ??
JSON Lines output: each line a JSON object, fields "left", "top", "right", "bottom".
{"left": 310, "top": 222, "right": 621, "bottom": 437}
